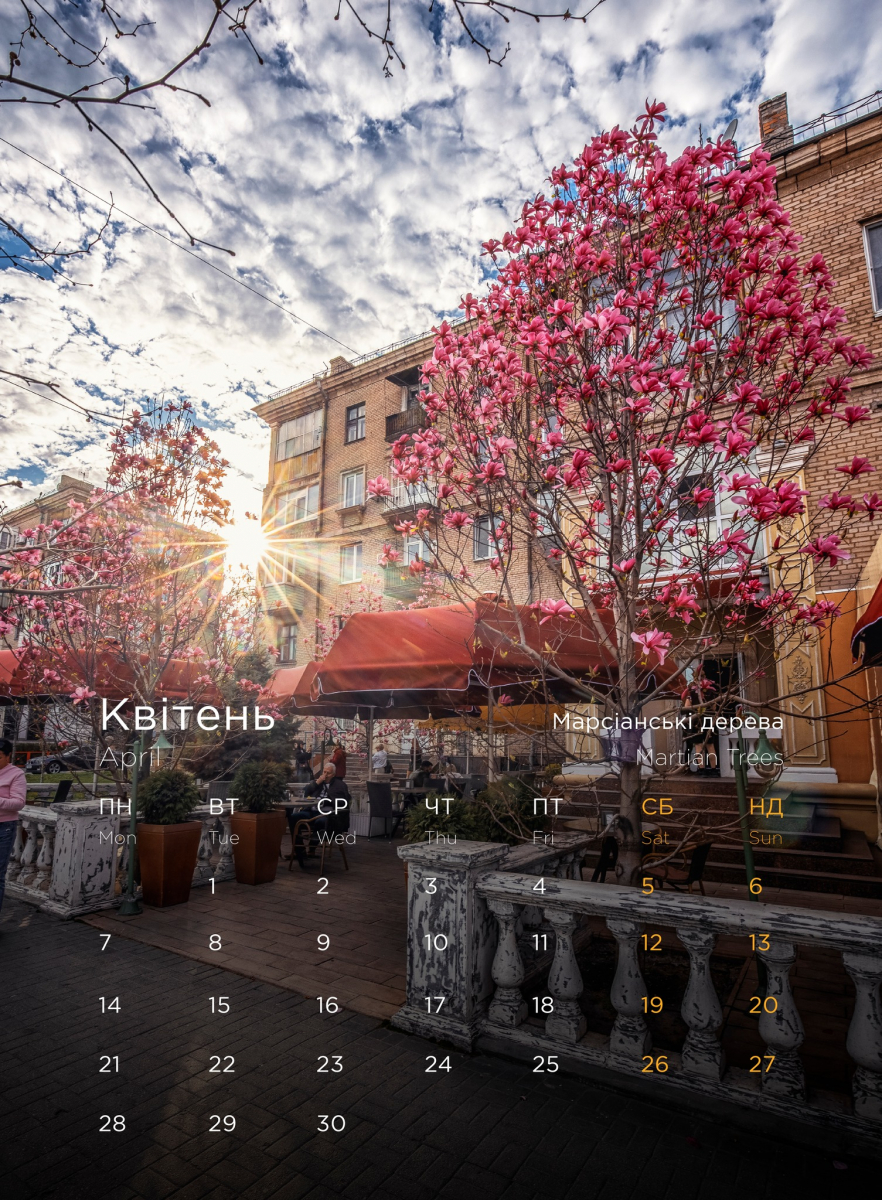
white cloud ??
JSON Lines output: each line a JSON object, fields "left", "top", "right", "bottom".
{"left": 1, "top": 0, "right": 878, "bottom": 529}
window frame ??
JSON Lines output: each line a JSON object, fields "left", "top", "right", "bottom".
{"left": 276, "top": 409, "right": 324, "bottom": 462}
{"left": 274, "top": 483, "right": 319, "bottom": 528}
{"left": 473, "top": 515, "right": 499, "bottom": 562}
{"left": 403, "top": 532, "right": 435, "bottom": 566}
{"left": 340, "top": 542, "right": 363, "bottom": 583}
{"left": 278, "top": 623, "right": 298, "bottom": 664}
{"left": 340, "top": 467, "right": 365, "bottom": 509}
{"left": 345, "top": 402, "right": 366, "bottom": 444}
{"left": 864, "top": 220, "right": 882, "bottom": 315}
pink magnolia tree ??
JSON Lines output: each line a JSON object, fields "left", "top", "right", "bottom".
{"left": 371, "top": 103, "right": 874, "bottom": 882}
{"left": 0, "top": 402, "right": 266, "bottom": 787}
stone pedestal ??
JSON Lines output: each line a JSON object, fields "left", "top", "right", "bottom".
{"left": 42, "top": 802, "right": 121, "bottom": 918}
{"left": 392, "top": 840, "right": 511, "bottom": 1050}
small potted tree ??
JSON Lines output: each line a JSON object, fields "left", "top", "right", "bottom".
{"left": 229, "top": 761, "right": 289, "bottom": 885}
{"left": 137, "top": 769, "right": 202, "bottom": 907}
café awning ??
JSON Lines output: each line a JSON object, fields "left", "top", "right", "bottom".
{"left": 308, "top": 598, "right": 668, "bottom": 711}
{"left": 851, "top": 576, "right": 882, "bottom": 667}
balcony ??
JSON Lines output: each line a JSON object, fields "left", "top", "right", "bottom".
{"left": 385, "top": 407, "right": 427, "bottom": 442}
{"left": 273, "top": 447, "right": 322, "bottom": 485}
{"left": 381, "top": 564, "right": 423, "bottom": 603}
{"left": 261, "top": 581, "right": 306, "bottom": 615}
{"left": 382, "top": 479, "right": 437, "bottom": 524}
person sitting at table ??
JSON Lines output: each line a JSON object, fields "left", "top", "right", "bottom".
{"left": 404, "top": 759, "right": 435, "bottom": 808}
{"left": 287, "top": 763, "right": 351, "bottom": 867}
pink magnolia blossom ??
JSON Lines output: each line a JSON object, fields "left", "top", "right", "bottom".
{"left": 538, "top": 598, "right": 575, "bottom": 624}
{"left": 631, "top": 629, "right": 672, "bottom": 666}
{"left": 836, "top": 457, "right": 875, "bottom": 479}
{"left": 366, "top": 476, "right": 392, "bottom": 498}
{"left": 70, "top": 686, "right": 97, "bottom": 705}
{"left": 801, "top": 535, "right": 850, "bottom": 566}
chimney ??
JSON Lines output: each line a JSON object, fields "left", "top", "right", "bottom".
{"left": 329, "top": 356, "right": 351, "bottom": 374}
{"left": 758, "top": 93, "right": 793, "bottom": 153}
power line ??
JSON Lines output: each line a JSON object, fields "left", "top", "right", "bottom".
{"left": 0, "top": 136, "right": 362, "bottom": 357}
{"left": 2, "top": 373, "right": 124, "bottom": 426}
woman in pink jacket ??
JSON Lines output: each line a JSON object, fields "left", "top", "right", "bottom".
{"left": 0, "top": 738, "right": 27, "bottom": 913}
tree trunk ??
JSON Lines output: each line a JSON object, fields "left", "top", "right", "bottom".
{"left": 615, "top": 758, "right": 643, "bottom": 886}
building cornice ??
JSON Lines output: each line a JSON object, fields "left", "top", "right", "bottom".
{"left": 253, "top": 330, "right": 439, "bottom": 427}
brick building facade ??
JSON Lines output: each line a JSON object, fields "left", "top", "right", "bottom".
{"left": 253, "top": 89, "right": 882, "bottom": 799}
{"left": 756, "top": 90, "right": 882, "bottom": 795}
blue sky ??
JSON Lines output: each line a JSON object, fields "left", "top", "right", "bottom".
{"left": 1, "top": 0, "right": 880, "bottom": 535}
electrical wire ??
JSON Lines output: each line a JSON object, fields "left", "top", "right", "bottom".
{"left": 0, "top": 136, "right": 362, "bottom": 356}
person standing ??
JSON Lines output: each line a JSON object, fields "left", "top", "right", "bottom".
{"left": 0, "top": 738, "right": 27, "bottom": 914}
{"left": 330, "top": 741, "right": 347, "bottom": 779}
{"left": 371, "top": 743, "right": 389, "bottom": 774}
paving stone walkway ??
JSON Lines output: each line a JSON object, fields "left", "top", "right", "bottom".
{"left": 1, "top": 898, "right": 876, "bottom": 1200}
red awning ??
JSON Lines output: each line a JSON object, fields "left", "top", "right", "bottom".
{"left": 852, "top": 576, "right": 882, "bottom": 666}
{"left": 308, "top": 599, "right": 673, "bottom": 710}
{"left": 0, "top": 646, "right": 219, "bottom": 702}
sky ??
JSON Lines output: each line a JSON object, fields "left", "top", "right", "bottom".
{"left": 1, "top": 0, "right": 880, "bottom": 567}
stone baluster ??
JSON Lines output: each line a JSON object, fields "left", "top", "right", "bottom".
{"left": 607, "top": 917, "right": 651, "bottom": 1058}
{"left": 487, "top": 898, "right": 527, "bottom": 1027}
{"left": 544, "top": 908, "right": 586, "bottom": 1042}
{"left": 677, "top": 926, "right": 724, "bottom": 1080}
{"left": 192, "top": 812, "right": 217, "bottom": 886}
{"left": 554, "top": 851, "right": 577, "bottom": 880}
{"left": 213, "top": 813, "right": 236, "bottom": 883}
{"left": 757, "top": 939, "right": 805, "bottom": 1098}
{"left": 520, "top": 866, "right": 544, "bottom": 932}
{"left": 6, "top": 820, "right": 25, "bottom": 883}
{"left": 34, "top": 819, "right": 57, "bottom": 892}
{"left": 842, "top": 950, "right": 882, "bottom": 1122}
{"left": 18, "top": 817, "right": 40, "bottom": 887}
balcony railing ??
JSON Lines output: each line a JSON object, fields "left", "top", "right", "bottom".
{"left": 383, "top": 479, "right": 437, "bottom": 515}
{"left": 382, "top": 564, "right": 423, "bottom": 602}
{"left": 385, "top": 408, "right": 427, "bottom": 442}
{"left": 261, "top": 581, "right": 305, "bottom": 614}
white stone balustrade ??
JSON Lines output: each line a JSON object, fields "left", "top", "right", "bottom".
{"left": 6, "top": 802, "right": 120, "bottom": 917}
{"left": 394, "top": 837, "right": 882, "bottom": 1154}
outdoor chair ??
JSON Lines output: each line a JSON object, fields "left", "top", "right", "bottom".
{"left": 288, "top": 816, "right": 320, "bottom": 870}
{"left": 589, "top": 836, "right": 618, "bottom": 883}
{"left": 50, "top": 780, "right": 72, "bottom": 804}
{"left": 319, "top": 811, "right": 350, "bottom": 873}
{"left": 366, "top": 780, "right": 405, "bottom": 839}
{"left": 642, "top": 841, "right": 713, "bottom": 895}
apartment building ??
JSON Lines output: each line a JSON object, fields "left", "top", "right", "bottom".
{"left": 756, "top": 90, "right": 882, "bottom": 790}
{"left": 253, "top": 334, "right": 442, "bottom": 666}
{"left": 253, "top": 88, "right": 882, "bottom": 797}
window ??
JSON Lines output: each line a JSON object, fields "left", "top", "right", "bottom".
{"left": 473, "top": 516, "right": 499, "bottom": 561}
{"left": 0, "top": 529, "right": 11, "bottom": 551}
{"left": 403, "top": 533, "right": 434, "bottom": 565}
{"left": 273, "top": 484, "right": 319, "bottom": 528}
{"left": 402, "top": 385, "right": 424, "bottom": 412}
{"left": 340, "top": 543, "right": 363, "bottom": 583}
{"left": 345, "top": 403, "right": 365, "bottom": 443}
{"left": 341, "top": 468, "right": 364, "bottom": 509}
{"left": 277, "top": 409, "right": 324, "bottom": 461}
{"left": 265, "top": 550, "right": 300, "bottom": 584}
{"left": 533, "top": 490, "right": 559, "bottom": 538}
{"left": 278, "top": 624, "right": 298, "bottom": 663}
{"left": 866, "top": 221, "right": 882, "bottom": 313}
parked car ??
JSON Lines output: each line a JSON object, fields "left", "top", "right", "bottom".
{"left": 26, "top": 746, "right": 94, "bottom": 774}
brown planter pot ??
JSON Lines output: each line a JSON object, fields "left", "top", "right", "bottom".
{"left": 230, "top": 810, "right": 286, "bottom": 885}
{"left": 137, "top": 821, "right": 202, "bottom": 907}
